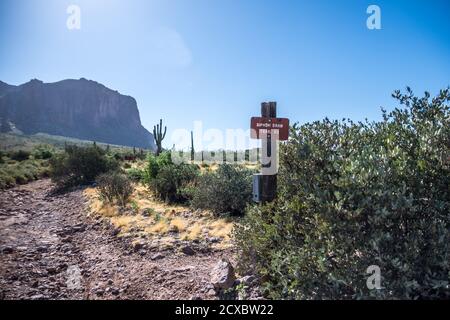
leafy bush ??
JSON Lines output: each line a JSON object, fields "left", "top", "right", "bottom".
{"left": 0, "top": 159, "right": 50, "bottom": 189}
{"left": 112, "top": 150, "right": 133, "bottom": 161}
{"left": 190, "top": 164, "right": 253, "bottom": 216}
{"left": 150, "top": 163, "right": 199, "bottom": 203}
{"left": 112, "top": 152, "right": 124, "bottom": 161}
{"left": 9, "top": 150, "right": 30, "bottom": 161}
{"left": 97, "top": 172, "right": 133, "bottom": 207}
{"left": 144, "top": 151, "right": 172, "bottom": 182}
{"left": 136, "top": 149, "right": 147, "bottom": 160}
{"left": 111, "top": 149, "right": 145, "bottom": 162}
{"left": 143, "top": 151, "right": 199, "bottom": 202}
{"left": 32, "top": 145, "right": 54, "bottom": 159}
{"left": 0, "top": 170, "right": 15, "bottom": 189}
{"left": 235, "top": 88, "right": 450, "bottom": 300}
{"left": 50, "top": 145, "right": 118, "bottom": 189}
{"left": 126, "top": 168, "right": 145, "bottom": 182}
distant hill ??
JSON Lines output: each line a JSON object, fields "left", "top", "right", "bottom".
{"left": 0, "top": 78, "right": 155, "bottom": 150}
{"left": 0, "top": 132, "right": 139, "bottom": 153}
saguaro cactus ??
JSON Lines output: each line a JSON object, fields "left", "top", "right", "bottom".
{"left": 191, "top": 130, "right": 195, "bottom": 161}
{"left": 153, "top": 119, "right": 167, "bottom": 156}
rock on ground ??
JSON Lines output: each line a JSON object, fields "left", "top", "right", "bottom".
{"left": 210, "top": 259, "right": 236, "bottom": 290}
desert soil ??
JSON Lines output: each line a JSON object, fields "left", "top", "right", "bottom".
{"left": 0, "top": 179, "right": 233, "bottom": 300}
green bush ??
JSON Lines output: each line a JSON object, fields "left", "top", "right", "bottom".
{"left": 97, "top": 172, "right": 133, "bottom": 207}
{"left": 112, "top": 151, "right": 132, "bottom": 161}
{"left": 235, "top": 88, "right": 450, "bottom": 300}
{"left": 112, "top": 152, "right": 124, "bottom": 161}
{"left": 126, "top": 168, "right": 145, "bottom": 182}
{"left": 50, "top": 145, "right": 118, "bottom": 189}
{"left": 0, "top": 170, "right": 15, "bottom": 189}
{"left": 142, "top": 152, "right": 198, "bottom": 202}
{"left": 9, "top": 150, "right": 30, "bottom": 161}
{"left": 144, "top": 151, "right": 172, "bottom": 182}
{"left": 32, "top": 145, "right": 54, "bottom": 160}
{"left": 150, "top": 163, "right": 199, "bottom": 203}
{"left": 0, "top": 159, "right": 50, "bottom": 189}
{"left": 190, "top": 164, "right": 253, "bottom": 216}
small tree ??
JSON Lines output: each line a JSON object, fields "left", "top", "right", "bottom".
{"left": 190, "top": 131, "right": 195, "bottom": 162}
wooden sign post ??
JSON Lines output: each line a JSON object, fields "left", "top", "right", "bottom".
{"left": 251, "top": 102, "right": 289, "bottom": 203}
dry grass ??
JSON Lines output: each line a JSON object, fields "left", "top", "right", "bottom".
{"left": 145, "top": 220, "right": 170, "bottom": 234}
{"left": 208, "top": 219, "right": 234, "bottom": 240}
{"left": 170, "top": 218, "right": 187, "bottom": 233}
{"left": 182, "top": 222, "right": 203, "bottom": 241}
{"left": 195, "top": 162, "right": 259, "bottom": 172}
{"left": 85, "top": 188, "right": 119, "bottom": 217}
{"left": 83, "top": 183, "right": 234, "bottom": 249}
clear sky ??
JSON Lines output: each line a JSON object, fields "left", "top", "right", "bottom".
{"left": 1, "top": 0, "right": 449, "bottom": 150}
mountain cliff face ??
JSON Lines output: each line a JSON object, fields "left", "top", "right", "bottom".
{"left": 0, "top": 79, "right": 155, "bottom": 150}
{"left": 0, "top": 81, "right": 15, "bottom": 98}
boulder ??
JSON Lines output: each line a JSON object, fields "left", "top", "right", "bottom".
{"left": 181, "top": 245, "right": 195, "bottom": 256}
{"left": 210, "top": 259, "right": 235, "bottom": 290}
{"left": 150, "top": 253, "right": 165, "bottom": 260}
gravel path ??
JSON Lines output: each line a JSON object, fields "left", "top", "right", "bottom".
{"left": 0, "top": 179, "right": 232, "bottom": 300}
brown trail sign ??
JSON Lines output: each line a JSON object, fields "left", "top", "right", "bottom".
{"left": 250, "top": 117, "right": 289, "bottom": 140}
{"left": 251, "top": 102, "right": 289, "bottom": 203}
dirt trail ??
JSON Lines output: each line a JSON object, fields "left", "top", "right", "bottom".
{"left": 0, "top": 179, "right": 232, "bottom": 300}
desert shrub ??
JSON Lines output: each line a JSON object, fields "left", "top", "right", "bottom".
{"left": 146, "top": 155, "right": 159, "bottom": 181}
{"left": 112, "top": 152, "right": 124, "bottom": 161}
{"left": 50, "top": 145, "right": 118, "bottom": 188}
{"left": 110, "top": 150, "right": 133, "bottom": 161}
{"left": 0, "top": 159, "right": 50, "bottom": 189}
{"left": 97, "top": 172, "right": 133, "bottom": 207}
{"left": 123, "top": 152, "right": 137, "bottom": 161}
{"left": 190, "top": 164, "right": 253, "bottom": 216}
{"left": 235, "top": 88, "right": 450, "bottom": 300}
{"left": 144, "top": 151, "right": 172, "bottom": 182}
{"left": 126, "top": 168, "right": 145, "bottom": 182}
{"left": 9, "top": 150, "right": 30, "bottom": 161}
{"left": 14, "top": 173, "right": 28, "bottom": 184}
{"left": 32, "top": 145, "right": 54, "bottom": 159}
{"left": 150, "top": 163, "right": 199, "bottom": 203}
{"left": 0, "top": 169, "right": 15, "bottom": 189}
{"left": 136, "top": 149, "right": 147, "bottom": 160}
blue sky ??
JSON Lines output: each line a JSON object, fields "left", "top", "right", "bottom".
{"left": 1, "top": 0, "right": 449, "bottom": 149}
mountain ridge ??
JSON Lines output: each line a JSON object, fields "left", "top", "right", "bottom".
{"left": 0, "top": 78, "right": 155, "bottom": 150}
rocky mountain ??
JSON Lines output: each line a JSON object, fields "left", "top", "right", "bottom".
{"left": 0, "top": 78, "right": 155, "bottom": 150}
{"left": 0, "top": 81, "right": 15, "bottom": 98}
